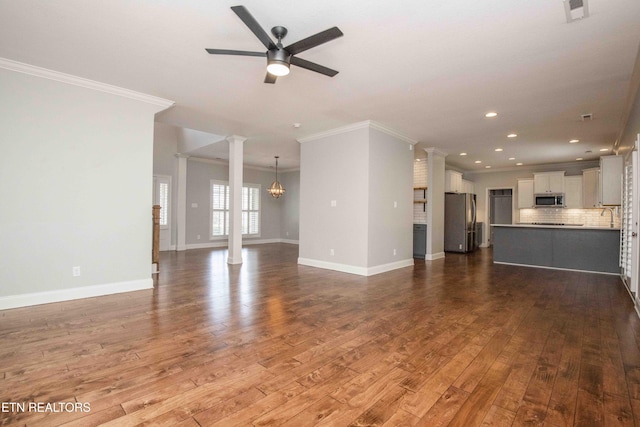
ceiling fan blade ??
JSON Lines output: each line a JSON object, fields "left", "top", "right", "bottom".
{"left": 264, "top": 73, "right": 277, "bottom": 84}
{"left": 290, "top": 56, "right": 339, "bottom": 77}
{"left": 205, "top": 48, "right": 266, "bottom": 57}
{"left": 284, "top": 27, "right": 343, "bottom": 55}
{"left": 230, "top": 6, "right": 277, "bottom": 50}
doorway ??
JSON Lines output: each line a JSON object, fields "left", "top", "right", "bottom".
{"left": 153, "top": 175, "right": 172, "bottom": 251}
{"left": 488, "top": 188, "right": 513, "bottom": 246}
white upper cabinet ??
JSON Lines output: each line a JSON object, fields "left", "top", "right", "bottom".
{"left": 517, "top": 179, "right": 534, "bottom": 209}
{"left": 564, "top": 176, "right": 583, "bottom": 208}
{"left": 445, "top": 170, "right": 463, "bottom": 193}
{"left": 600, "top": 155, "right": 623, "bottom": 206}
{"left": 534, "top": 171, "right": 565, "bottom": 194}
{"left": 582, "top": 168, "right": 599, "bottom": 208}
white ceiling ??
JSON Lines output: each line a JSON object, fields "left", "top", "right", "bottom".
{"left": 1, "top": 0, "right": 639, "bottom": 171}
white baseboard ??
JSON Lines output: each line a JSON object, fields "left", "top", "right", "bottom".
{"left": 184, "top": 238, "right": 298, "bottom": 250}
{"left": 0, "top": 278, "right": 153, "bottom": 310}
{"left": 366, "top": 259, "right": 414, "bottom": 276}
{"left": 297, "top": 257, "right": 413, "bottom": 277}
{"left": 280, "top": 239, "right": 300, "bottom": 245}
{"left": 426, "top": 252, "right": 446, "bottom": 261}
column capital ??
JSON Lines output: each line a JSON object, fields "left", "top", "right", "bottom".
{"left": 226, "top": 135, "right": 247, "bottom": 144}
{"left": 424, "top": 147, "right": 448, "bottom": 157}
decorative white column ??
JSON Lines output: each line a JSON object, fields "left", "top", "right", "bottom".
{"left": 175, "top": 153, "right": 189, "bottom": 251}
{"left": 425, "top": 148, "right": 447, "bottom": 260}
{"left": 227, "top": 135, "right": 246, "bottom": 264}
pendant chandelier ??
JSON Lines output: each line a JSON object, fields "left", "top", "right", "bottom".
{"left": 267, "top": 156, "right": 285, "bottom": 199}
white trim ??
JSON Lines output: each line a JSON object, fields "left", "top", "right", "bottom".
{"left": 297, "top": 258, "right": 369, "bottom": 276}
{"left": 280, "top": 239, "right": 300, "bottom": 245}
{"left": 297, "top": 120, "right": 417, "bottom": 145}
{"left": 297, "top": 257, "right": 414, "bottom": 277}
{"left": 493, "top": 261, "right": 619, "bottom": 276}
{"left": 0, "top": 57, "right": 175, "bottom": 110}
{"left": 366, "top": 259, "right": 414, "bottom": 276}
{"left": 0, "top": 279, "right": 153, "bottom": 310}
{"left": 185, "top": 238, "right": 293, "bottom": 250}
{"left": 425, "top": 252, "right": 446, "bottom": 260}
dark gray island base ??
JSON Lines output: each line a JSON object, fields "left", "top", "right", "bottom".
{"left": 492, "top": 224, "right": 620, "bottom": 274}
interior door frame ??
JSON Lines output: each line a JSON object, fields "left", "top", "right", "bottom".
{"left": 485, "top": 186, "right": 515, "bottom": 247}
{"left": 153, "top": 174, "right": 172, "bottom": 251}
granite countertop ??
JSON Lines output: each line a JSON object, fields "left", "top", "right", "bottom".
{"left": 491, "top": 223, "right": 620, "bottom": 230}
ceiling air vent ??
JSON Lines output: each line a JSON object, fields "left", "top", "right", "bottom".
{"left": 564, "top": 0, "right": 590, "bottom": 23}
{"left": 581, "top": 113, "right": 593, "bottom": 121}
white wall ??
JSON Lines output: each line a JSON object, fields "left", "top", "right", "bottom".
{"left": 299, "top": 122, "right": 414, "bottom": 275}
{"left": 367, "top": 128, "right": 414, "bottom": 267}
{"left": 280, "top": 170, "right": 300, "bottom": 242}
{"left": 0, "top": 67, "right": 167, "bottom": 308}
{"left": 184, "top": 158, "right": 287, "bottom": 245}
{"left": 299, "top": 126, "right": 370, "bottom": 268}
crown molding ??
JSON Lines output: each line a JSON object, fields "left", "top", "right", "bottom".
{"left": 0, "top": 57, "right": 175, "bottom": 110}
{"left": 297, "top": 120, "right": 417, "bottom": 145}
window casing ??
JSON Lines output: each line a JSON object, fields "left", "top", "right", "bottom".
{"left": 210, "top": 180, "right": 260, "bottom": 238}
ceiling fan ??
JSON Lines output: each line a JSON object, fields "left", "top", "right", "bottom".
{"left": 206, "top": 5, "right": 343, "bottom": 84}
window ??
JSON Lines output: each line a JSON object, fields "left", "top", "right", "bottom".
{"left": 210, "top": 180, "right": 260, "bottom": 238}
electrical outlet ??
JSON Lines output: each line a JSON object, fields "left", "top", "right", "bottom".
{"left": 286, "top": 231, "right": 289, "bottom": 236}
{"left": 330, "top": 249, "right": 335, "bottom": 256}
{"left": 72, "top": 266, "right": 81, "bottom": 277}
{"left": 197, "top": 234, "right": 201, "bottom": 240}
{"left": 393, "top": 249, "right": 397, "bottom": 256}
{"left": 331, "top": 200, "right": 337, "bottom": 207}
{"left": 393, "top": 201, "right": 397, "bottom": 208}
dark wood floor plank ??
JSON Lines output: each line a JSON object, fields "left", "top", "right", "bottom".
{"left": 1, "top": 245, "right": 639, "bottom": 427}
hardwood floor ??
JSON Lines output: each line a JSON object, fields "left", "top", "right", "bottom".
{"left": 1, "top": 244, "right": 640, "bottom": 426}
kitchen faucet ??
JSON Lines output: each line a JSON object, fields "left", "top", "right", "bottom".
{"left": 601, "top": 207, "right": 615, "bottom": 228}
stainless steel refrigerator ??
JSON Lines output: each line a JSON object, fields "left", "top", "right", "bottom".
{"left": 444, "top": 192, "right": 477, "bottom": 253}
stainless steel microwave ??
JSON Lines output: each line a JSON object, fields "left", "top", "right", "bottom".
{"left": 534, "top": 193, "right": 565, "bottom": 208}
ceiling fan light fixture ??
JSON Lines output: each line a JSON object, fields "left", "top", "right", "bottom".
{"left": 267, "top": 49, "right": 291, "bottom": 77}
{"left": 267, "top": 61, "right": 290, "bottom": 76}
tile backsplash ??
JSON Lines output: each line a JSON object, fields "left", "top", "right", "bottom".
{"left": 519, "top": 208, "right": 621, "bottom": 227}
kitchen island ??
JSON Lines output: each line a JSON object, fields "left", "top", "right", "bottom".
{"left": 492, "top": 224, "right": 620, "bottom": 274}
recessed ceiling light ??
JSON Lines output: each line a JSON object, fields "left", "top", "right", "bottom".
{"left": 507, "top": 134, "right": 517, "bottom": 138}
{"left": 460, "top": 152, "right": 467, "bottom": 156}
{"left": 485, "top": 112, "right": 498, "bottom": 118}
{"left": 576, "top": 158, "right": 583, "bottom": 161}
{"left": 485, "top": 165, "right": 491, "bottom": 169}
{"left": 495, "top": 148, "right": 503, "bottom": 152}
{"left": 475, "top": 160, "right": 482, "bottom": 164}
{"left": 516, "top": 162, "right": 523, "bottom": 166}
{"left": 293, "top": 123, "right": 301, "bottom": 128}
{"left": 509, "top": 157, "right": 515, "bottom": 160}
{"left": 599, "top": 148, "right": 609, "bottom": 152}
{"left": 415, "top": 159, "right": 421, "bottom": 162}
{"left": 569, "top": 139, "right": 579, "bottom": 143}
